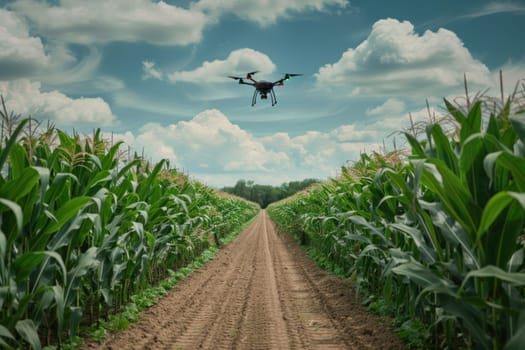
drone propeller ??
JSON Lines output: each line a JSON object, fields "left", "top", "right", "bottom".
{"left": 229, "top": 71, "right": 259, "bottom": 81}
{"left": 283, "top": 73, "right": 303, "bottom": 80}
{"left": 228, "top": 75, "right": 243, "bottom": 80}
{"left": 274, "top": 73, "right": 303, "bottom": 86}
{"left": 245, "top": 71, "right": 258, "bottom": 80}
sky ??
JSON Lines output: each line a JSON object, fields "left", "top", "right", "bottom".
{"left": 1, "top": 0, "right": 524, "bottom": 187}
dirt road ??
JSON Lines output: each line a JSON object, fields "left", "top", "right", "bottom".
{"left": 85, "top": 211, "right": 405, "bottom": 349}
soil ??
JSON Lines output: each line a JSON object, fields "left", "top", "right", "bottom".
{"left": 82, "top": 210, "right": 406, "bottom": 350}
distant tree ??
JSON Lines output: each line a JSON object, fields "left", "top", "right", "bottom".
{"left": 222, "top": 178, "right": 319, "bottom": 208}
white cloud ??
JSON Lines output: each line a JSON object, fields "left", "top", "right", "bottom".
{"left": 0, "top": 12, "right": 123, "bottom": 90}
{"left": 366, "top": 98, "right": 406, "bottom": 116}
{"left": 134, "top": 109, "right": 288, "bottom": 173}
{"left": 166, "top": 48, "right": 277, "bottom": 83}
{"left": 0, "top": 9, "right": 50, "bottom": 79}
{"left": 109, "top": 109, "right": 382, "bottom": 187}
{"left": 10, "top": 0, "right": 208, "bottom": 46}
{"left": 193, "top": 0, "right": 348, "bottom": 26}
{"left": 463, "top": 2, "right": 525, "bottom": 19}
{"left": 316, "top": 18, "right": 492, "bottom": 97}
{"left": 0, "top": 79, "right": 117, "bottom": 126}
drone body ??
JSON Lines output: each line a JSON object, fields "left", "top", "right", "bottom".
{"left": 229, "top": 71, "right": 302, "bottom": 106}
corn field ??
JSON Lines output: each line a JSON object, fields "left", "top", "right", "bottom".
{"left": 0, "top": 106, "right": 259, "bottom": 349}
{"left": 268, "top": 81, "right": 525, "bottom": 349}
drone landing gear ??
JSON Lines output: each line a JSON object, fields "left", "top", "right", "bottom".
{"left": 251, "top": 89, "right": 278, "bottom": 107}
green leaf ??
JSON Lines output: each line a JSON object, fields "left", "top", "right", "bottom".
{"left": 438, "top": 294, "right": 490, "bottom": 350}
{"left": 0, "top": 119, "right": 29, "bottom": 170}
{"left": 404, "top": 132, "right": 426, "bottom": 158}
{"left": 137, "top": 159, "right": 166, "bottom": 198}
{"left": 15, "top": 319, "right": 41, "bottom": 350}
{"left": 0, "top": 198, "right": 23, "bottom": 237}
{"left": 444, "top": 98, "right": 466, "bottom": 124}
{"left": 8, "top": 143, "right": 28, "bottom": 180}
{"left": 12, "top": 252, "right": 47, "bottom": 283}
{"left": 0, "top": 231, "right": 6, "bottom": 261}
{"left": 478, "top": 191, "right": 525, "bottom": 239}
{"left": 0, "top": 324, "right": 15, "bottom": 348}
{"left": 52, "top": 285, "right": 64, "bottom": 342}
{"left": 389, "top": 223, "right": 436, "bottom": 263}
{"left": 45, "top": 172, "right": 77, "bottom": 204}
{"left": 69, "top": 306, "right": 83, "bottom": 341}
{"left": 461, "top": 265, "right": 525, "bottom": 291}
{"left": 494, "top": 152, "right": 525, "bottom": 192}
{"left": 508, "top": 249, "right": 524, "bottom": 273}
{"left": 392, "top": 261, "right": 449, "bottom": 289}
{"left": 460, "top": 101, "right": 482, "bottom": 145}
{"left": 505, "top": 324, "right": 525, "bottom": 350}
{"left": 422, "top": 159, "right": 479, "bottom": 237}
{"left": 510, "top": 114, "right": 525, "bottom": 146}
{"left": 65, "top": 247, "right": 99, "bottom": 303}
{"left": 430, "top": 123, "right": 459, "bottom": 174}
{"left": 32, "top": 251, "right": 67, "bottom": 291}
{"left": 44, "top": 196, "right": 91, "bottom": 234}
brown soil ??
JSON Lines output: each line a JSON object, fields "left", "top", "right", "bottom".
{"left": 82, "top": 210, "right": 406, "bottom": 350}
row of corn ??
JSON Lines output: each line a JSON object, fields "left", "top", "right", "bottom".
{"left": 0, "top": 117, "right": 259, "bottom": 349}
{"left": 268, "top": 85, "right": 525, "bottom": 349}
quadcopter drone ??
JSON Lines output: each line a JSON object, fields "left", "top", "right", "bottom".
{"left": 228, "top": 71, "right": 302, "bottom": 106}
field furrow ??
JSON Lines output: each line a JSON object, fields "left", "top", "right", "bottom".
{"left": 84, "top": 211, "right": 405, "bottom": 350}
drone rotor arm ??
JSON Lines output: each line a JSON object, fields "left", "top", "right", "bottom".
{"left": 239, "top": 80, "right": 256, "bottom": 86}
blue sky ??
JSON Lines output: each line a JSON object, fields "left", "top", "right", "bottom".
{"left": 1, "top": 0, "right": 524, "bottom": 187}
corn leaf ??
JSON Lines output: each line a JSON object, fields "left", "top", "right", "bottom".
{"left": 510, "top": 114, "right": 525, "bottom": 145}
{"left": 44, "top": 196, "right": 91, "bottom": 234}
{"left": 477, "top": 191, "right": 525, "bottom": 239}
{"left": 505, "top": 317, "right": 525, "bottom": 350}
{"left": 460, "top": 101, "right": 482, "bottom": 146}
{"left": 461, "top": 265, "right": 525, "bottom": 290}
{"left": 392, "top": 261, "right": 449, "bottom": 289}
{"left": 0, "top": 167, "right": 39, "bottom": 202}
{"left": 15, "top": 319, "right": 41, "bottom": 350}
{"left": 0, "top": 198, "right": 23, "bottom": 237}
{"left": 444, "top": 98, "right": 466, "bottom": 124}
{"left": 0, "top": 119, "right": 28, "bottom": 170}
{"left": 0, "top": 325, "right": 14, "bottom": 348}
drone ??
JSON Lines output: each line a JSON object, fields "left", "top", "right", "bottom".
{"left": 228, "top": 71, "right": 302, "bottom": 106}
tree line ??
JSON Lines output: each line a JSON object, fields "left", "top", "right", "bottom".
{"left": 221, "top": 179, "right": 320, "bottom": 208}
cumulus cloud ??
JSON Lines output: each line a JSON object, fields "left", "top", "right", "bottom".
{"left": 0, "top": 9, "right": 50, "bottom": 79}
{"left": 134, "top": 109, "right": 288, "bottom": 173}
{"left": 0, "top": 79, "right": 117, "bottom": 126}
{"left": 316, "top": 18, "right": 492, "bottom": 97}
{"left": 9, "top": 0, "right": 208, "bottom": 46}
{"left": 193, "top": 0, "right": 348, "bottom": 26}
{"left": 165, "top": 48, "right": 276, "bottom": 83}
{"left": 0, "top": 10, "right": 124, "bottom": 90}
{"left": 109, "top": 109, "right": 382, "bottom": 187}
{"left": 366, "top": 98, "right": 406, "bottom": 116}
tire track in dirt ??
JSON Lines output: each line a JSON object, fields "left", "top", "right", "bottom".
{"left": 83, "top": 211, "right": 406, "bottom": 350}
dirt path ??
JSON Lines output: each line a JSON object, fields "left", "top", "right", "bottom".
{"left": 83, "top": 211, "right": 406, "bottom": 350}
